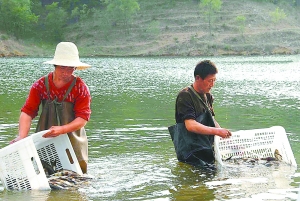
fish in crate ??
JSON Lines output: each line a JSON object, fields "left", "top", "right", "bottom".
{"left": 222, "top": 149, "right": 283, "bottom": 167}
{"left": 214, "top": 126, "right": 297, "bottom": 168}
{"left": 41, "top": 159, "right": 93, "bottom": 190}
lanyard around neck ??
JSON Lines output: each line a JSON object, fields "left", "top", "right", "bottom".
{"left": 188, "top": 86, "right": 212, "bottom": 113}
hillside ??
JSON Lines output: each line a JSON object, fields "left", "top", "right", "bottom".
{"left": 1, "top": 0, "right": 300, "bottom": 57}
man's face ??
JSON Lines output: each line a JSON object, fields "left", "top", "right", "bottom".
{"left": 54, "top": 65, "right": 76, "bottom": 82}
{"left": 196, "top": 74, "right": 216, "bottom": 93}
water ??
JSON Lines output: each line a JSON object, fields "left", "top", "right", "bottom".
{"left": 0, "top": 55, "right": 300, "bottom": 200}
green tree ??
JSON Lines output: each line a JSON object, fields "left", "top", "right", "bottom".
{"left": 70, "top": 4, "right": 94, "bottom": 22}
{"left": 236, "top": 15, "right": 246, "bottom": 40}
{"left": 60, "top": 0, "right": 103, "bottom": 11}
{"left": 199, "top": 0, "right": 222, "bottom": 35}
{"left": 42, "top": 2, "right": 68, "bottom": 42}
{"left": 269, "top": 7, "right": 286, "bottom": 25}
{"left": 104, "top": 0, "right": 140, "bottom": 34}
{"left": 0, "top": 0, "right": 38, "bottom": 39}
{"left": 61, "top": 0, "right": 96, "bottom": 23}
{"left": 60, "top": 0, "right": 80, "bottom": 12}
{"left": 30, "top": 0, "right": 43, "bottom": 16}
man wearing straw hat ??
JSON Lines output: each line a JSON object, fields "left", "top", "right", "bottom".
{"left": 10, "top": 42, "right": 91, "bottom": 173}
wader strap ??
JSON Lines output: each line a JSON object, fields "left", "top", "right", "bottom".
{"left": 45, "top": 75, "right": 50, "bottom": 99}
{"left": 44, "top": 75, "right": 77, "bottom": 125}
{"left": 44, "top": 75, "right": 77, "bottom": 101}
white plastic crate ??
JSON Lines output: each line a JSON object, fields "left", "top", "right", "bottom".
{"left": 0, "top": 130, "right": 82, "bottom": 190}
{"left": 31, "top": 130, "right": 83, "bottom": 175}
{"left": 214, "top": 126, "right": 297, "bottom": 167}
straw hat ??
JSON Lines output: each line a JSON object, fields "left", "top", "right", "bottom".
{"left": 44, "top": 42, "right": 90, "bottom": 70}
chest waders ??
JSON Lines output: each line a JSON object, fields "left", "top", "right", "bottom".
{"left": 36, "top": 75, "right": 88, "bottom": 173}
{"left": 169, "top": 86, "right": 215, "bottom": 167}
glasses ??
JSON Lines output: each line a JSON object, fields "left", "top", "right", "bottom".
{"left": 55, "top": 65, "right": 76, "bottom": 72}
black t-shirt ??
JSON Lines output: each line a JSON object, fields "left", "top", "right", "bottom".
{"left": 175, "top": 85, "right": 215, "bottom": 123}
{"left": 171, "top": 85, "right": 216, "bottom": 164}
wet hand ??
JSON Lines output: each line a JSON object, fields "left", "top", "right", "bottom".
{"left": 225, "top": 130, "right": 232, "bottom": 138}
{"left": 42, "top": 126, "right": 64, "bottom": 138}
{"left": 9, "top": 136, "right": 23, "bottom": 144}
{"left": 219, "top": 128, "right": 232, "bottom": 139}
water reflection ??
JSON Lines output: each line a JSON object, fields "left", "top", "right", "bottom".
{"left": 85, "top": 154, "right": 175, "bottom": 200}
{"left": 208, "top": 163, "right": 298, "bottom": 200}
{"left": 170, "top": 163, "right": 216, "bottom": 200}
{"left": 0, "top": 56, "right": 300, "bottom": 200}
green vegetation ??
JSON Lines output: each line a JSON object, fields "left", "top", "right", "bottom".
{"left": 43, "top": 3, "right": 68, "bottom": 41}
{"left": 236, "top": 15, "right": 246, "bottom": 40}
{"left": 269, "top": 7, "right": 286, "bottom": 24}
{"left": 105, "top": 0, "right": 140, "bottom": 34}
{"left": 199, "top": 0, "right": 223, "bottom": 36}
{"left": 0, "top": 0, "right": 38, "bottom": 39}
{"left": 0, "top": 0, "right": 300, "bottom": 57}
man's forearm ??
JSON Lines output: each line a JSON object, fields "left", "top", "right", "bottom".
{"left": 18, "top": 112, "right": 32, "bottom": 138}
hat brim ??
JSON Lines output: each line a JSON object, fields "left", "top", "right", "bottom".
{"left": 44, "top": 59, "right": 90, "bottom": 70}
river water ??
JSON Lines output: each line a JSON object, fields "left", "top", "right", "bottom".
{"left": 0, "top": 55, "right": 300, "bottom": 200}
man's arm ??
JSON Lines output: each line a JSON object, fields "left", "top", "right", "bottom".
{"left": 42, "top": 117, "right": 87, "bottom": 138}
{"left": 10, "top": 112, "right": 32, "bottom": 144}
{"left": 184, "top": 119, "right": 231, "bottom": 138}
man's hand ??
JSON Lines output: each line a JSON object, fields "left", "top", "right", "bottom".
{"left": 9, "top": 136, "right": 24, "bottom": 144}
{"left": 42, "top": 126, "right": 65, "bottom": 138}
{"left": 217, "top": 128, "right": 232, "bottom": 139}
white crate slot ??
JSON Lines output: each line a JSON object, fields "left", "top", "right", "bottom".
{"left": 32, "top": 131, "right": 82, "bottom": 174}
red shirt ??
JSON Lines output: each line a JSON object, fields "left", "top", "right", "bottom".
{"left": 21, "top": 72, "right": 91, "bottom": 121}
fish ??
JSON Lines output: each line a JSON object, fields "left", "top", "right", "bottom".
{"left": 52, "top": 169, "right": 81, "bottom": 177}
{"left": 41, "top": 159, "right": 56, "bottom": 177}
{"left": 260, "top": 157, "right": 277, "bottom": 162}
{"left": 223, "top": 156, "right": 258, "bottom": 166}
{"left": 41, "top": 159, "right": 93, "bottom": 190}
{"left": 274, "top": 149, "right": 282, "bottom": 161}
{"left": 223, "top": 149, "right": 283, "bottom": 165}
{"left": 224, "top": 155, "right": 233, "bottom": 161}
{"left": 260, "top": 149, "right": 282, "bottom": 162}
{"left": 48, "top": 171, "right": 93, "bottom": 190}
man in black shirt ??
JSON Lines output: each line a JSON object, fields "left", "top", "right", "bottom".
{"left": 170, "top": 60, "right": 231, "bottom": 167}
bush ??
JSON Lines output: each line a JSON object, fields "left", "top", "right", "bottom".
{"left": 0, "top": 34, "right": 9, "bottom": 40}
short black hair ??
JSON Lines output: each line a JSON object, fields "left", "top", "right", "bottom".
{"left": 194, "top": 60, "right": 218, "bottom": 79}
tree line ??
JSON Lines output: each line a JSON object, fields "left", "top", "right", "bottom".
{"left": 0, "top": 0, "right": 140, "bottom": 42}
{"left": 0, "top": 0, "right": 298, "bottom": 43}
